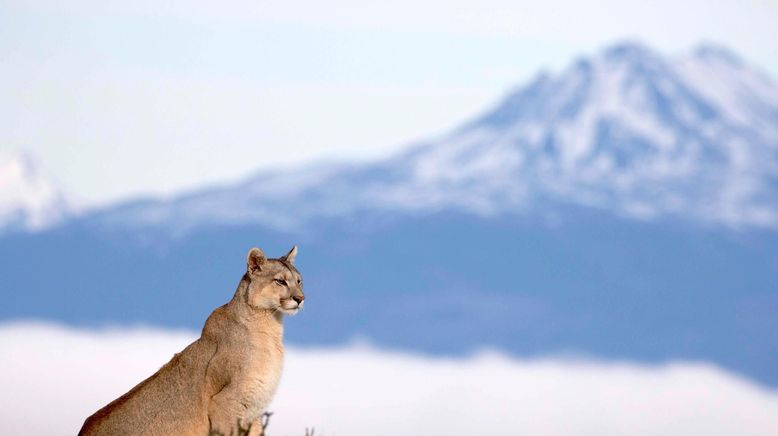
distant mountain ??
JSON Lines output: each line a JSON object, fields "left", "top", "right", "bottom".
{"left": 0, "top": 151, "right": 69, "bottom": 232}
{"left": 1, "top": 42, "right": 777, "bottom": 388}
{"left": 81, "top": 42, "right": 778, "bottom": 235}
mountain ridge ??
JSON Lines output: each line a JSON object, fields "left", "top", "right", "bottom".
{"left": 64, "top": 41, "right": 778, "bottom": 235}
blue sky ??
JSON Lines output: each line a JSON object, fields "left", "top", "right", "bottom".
{"left": 1, "top": 0, "right": 777, "bottom": 205}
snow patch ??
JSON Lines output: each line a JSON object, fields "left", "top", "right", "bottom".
{"left": 0, "top": 151, "right": 69, "bottom": 231}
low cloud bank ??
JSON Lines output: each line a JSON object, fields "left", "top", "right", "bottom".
{"left": 1, "top": 322, "right": 777, "bottom": 435}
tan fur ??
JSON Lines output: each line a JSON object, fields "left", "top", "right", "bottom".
{"left": 79, "top": 246, "right": 305, "bottom": 436}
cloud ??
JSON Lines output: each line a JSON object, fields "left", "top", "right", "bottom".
{"left": 1, "top": 321, "right": 777, "bottom": 435}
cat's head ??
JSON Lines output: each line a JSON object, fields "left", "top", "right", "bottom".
{"left": 243, "top": 246, "right": 304, "bottom": 315}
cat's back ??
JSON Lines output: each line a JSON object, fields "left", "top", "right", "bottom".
{"left": 79, "top": 337, "right": 216, "bottom": 435}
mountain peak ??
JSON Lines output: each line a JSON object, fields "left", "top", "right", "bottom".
{"left": 602, "top": 41, "right": 660, "bottom": 61}
{"left": 0, "top": 150, "right": 69, "bottom": 232}
{"left": 397, "top": 41, "right": 778, "bottom": 228}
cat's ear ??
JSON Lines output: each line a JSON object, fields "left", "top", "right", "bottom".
{"left": 247, "top": 247, "right": 266, "bottom": 274}
{"left": 282, "top": 245, "right": 298, "bottom": 264}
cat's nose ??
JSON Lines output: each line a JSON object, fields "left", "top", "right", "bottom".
{"left": 292, "top": 295, "right": 304, "bottom": 305}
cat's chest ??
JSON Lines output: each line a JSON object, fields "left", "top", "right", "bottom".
{"left": 241, "top": 342, "right": 284, "bottom": 420}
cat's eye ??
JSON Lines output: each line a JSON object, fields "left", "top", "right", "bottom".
{"left": 274, "top": 278, "right": 287, "bottom": 286}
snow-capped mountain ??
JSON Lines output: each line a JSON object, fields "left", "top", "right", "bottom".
{"left": 84, "top": 42, "right": 778, "bottom": 233}
{"left": 0, "top": 151, "right": 69, "bottom": 232}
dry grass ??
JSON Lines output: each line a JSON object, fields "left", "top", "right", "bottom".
{"left": 208, "top": 412, "right": 315, "bottom": 436}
